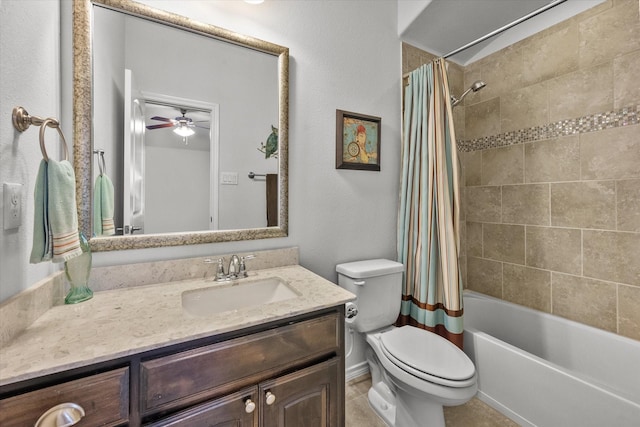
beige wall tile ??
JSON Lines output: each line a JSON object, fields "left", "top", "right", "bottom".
{"left": 447, "top": 61, "right": 465, "bottom": 102}
{"left": 618, "top": 284, "right": 640, "bottom": 340}
{"left": 463, "top": 150, "right": 482, "bottom": 186}
{"left": 551, "top": 181, "right": 616, "bottom": 229}
{"left": 617, "top": 179, "right": 640, "bottom": 232}
{"left": 583, "top": 230, "right": 640, "bottom": 286}
{"left": 552, "top": 273, "right": 617, "bottom": 332}
{"left": 482, "top": 145, "right": 524, "bottom": 185}
{"left": 526, "top": 226, "right": 582, "bottom": 275}
{"left": 466, "top": 221, "right": 483, "bottom": 257}
{"left": 503, "top": 264, "right": 551, "bottom": 312}
{"left": 469, "top": 45, "right": 523, "bottom": 104}
{"left": 465, "top": 97, "right": 500, "bottom": 140}
{"left": 466, "top": 186, "right": 501, "bottom": 223}
{"left": 614, "top": 49, "right": 640, "bottom": 109}
{"left": 500, "top": 82, "right": 549, "bottom": 133}
{"left": 522, "top": 24, "right": 579, "bottom": 86}
{"left": 454, "top": 105, "right": 466, "bottom": 141}
{"left": 548, "top": 62, "right": 613, "bottom": 122}
{"left": 467, "top": 257, "right": 502, "bottom": 298}
{"left": 403, "top": 42, "right": 437, "bottom": 74}
{"left": 581, "top": 125, "right": 640, "bottom": 180}
{"left": 502, "top": 184, "right": 550, "bottom": 226}
{"left": 578, "top": 0, "right": 640, "bottom": 69}
{"left": 524, "top": 136, "right": 580, "bottom": 183}
{"left": 483, "top": 224, "right": 525, "bottom": 264}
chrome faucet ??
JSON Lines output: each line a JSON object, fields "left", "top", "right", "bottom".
{"left": 228, "top": 255, "right": 241, "bottom": 279}
{"left": 205, "top": 254, "right": 256, "bottom": 281}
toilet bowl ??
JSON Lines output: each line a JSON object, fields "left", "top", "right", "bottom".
{"left": 337, "top": 259, "right": 477, "bottom": 427}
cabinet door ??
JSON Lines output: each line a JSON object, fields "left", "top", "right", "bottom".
{"left": 260, "top": 358, "right": 340, "bottom": 427}
{"left": 146, "top": 386, "right": 258, "bottom": 427}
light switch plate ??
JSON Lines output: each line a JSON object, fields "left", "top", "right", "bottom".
{"left": 221, "top": 172, "right": 238, "bottom": 185}
{"left": 3, "top": 183, "right": 23, "bottom": 230}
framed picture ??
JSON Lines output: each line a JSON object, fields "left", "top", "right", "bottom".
{"left": 336, "top": 109, "right": 381, "bottom": 171}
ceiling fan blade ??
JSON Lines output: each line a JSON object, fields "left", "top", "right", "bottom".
{"left": 146, "top": 123, "right": 175, "bottom": 130}
{"left": 150, "top": 116, "right": 173, "bottom": 122}
{"left": 194, "top": 125, "right": 210, "bottom": 130}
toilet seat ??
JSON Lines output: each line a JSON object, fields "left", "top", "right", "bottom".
{"left": 379, "top": 326, "right": 476, "bottom": 388}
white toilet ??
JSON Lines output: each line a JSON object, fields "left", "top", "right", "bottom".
{"left": 337, "top": 259, "right": 477, "bottom": 427}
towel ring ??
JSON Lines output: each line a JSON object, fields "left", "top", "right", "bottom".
{"left": 93, "top": 149, "right": 106, "bottom": 175}
{"left": 39, "top": 118, "right": 69, "bottom": 162}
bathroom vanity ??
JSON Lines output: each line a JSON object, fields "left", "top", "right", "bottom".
{"left": 0, "top": 265, "right": 354, "bottom": 427}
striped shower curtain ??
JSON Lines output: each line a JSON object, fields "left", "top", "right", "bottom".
{"left": 396, "top": 59, "right": 464, "bottom": 349}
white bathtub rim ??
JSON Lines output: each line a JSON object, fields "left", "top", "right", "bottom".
{"left": 463, "top": 290, "right": 640, "bottom": 406}
{"left": 464, "top": 328, "right": 640, "bottom": 409}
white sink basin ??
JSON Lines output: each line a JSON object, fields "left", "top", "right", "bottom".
{"left": 182, "top": 277, "right": 300, "bottom": 316}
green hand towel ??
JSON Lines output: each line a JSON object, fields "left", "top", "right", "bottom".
{"left": 29, "top": 160, "right": 52, "bottom": 263}
{"left": 31, "top": 159, "right": 82, "bottom": 263}
{"left": 93, "top": 174, "right": 115, "bottom": 236}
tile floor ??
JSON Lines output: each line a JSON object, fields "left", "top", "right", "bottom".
{"left": 345, "top": 374, "right": 519, "bottom": 427}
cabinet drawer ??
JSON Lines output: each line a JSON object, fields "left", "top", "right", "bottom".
{"left": 141, "top": 313, "right": 339, "bottom": 413}
{"left": 145, "top": 386, "right": 258, "bottom": 427}
{"left": 0, "top": 367, "right": 129, "bottom": 427}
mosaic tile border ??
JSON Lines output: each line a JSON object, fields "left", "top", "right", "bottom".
{"left": 458, "top": 104, "right": 639, "bottom": 152}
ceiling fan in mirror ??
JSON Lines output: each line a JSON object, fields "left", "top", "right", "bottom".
{"left": 146, "top": 108, "right": 209, "bottom": 137}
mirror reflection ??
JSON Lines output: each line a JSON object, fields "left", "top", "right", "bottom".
{"left": 93, "top": 5, "right": 279, "bottom": 235}
{"left": 74, "top": 0, "right": 289, "bottom": 251}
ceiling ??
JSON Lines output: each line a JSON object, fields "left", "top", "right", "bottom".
{"left": 399, "top": 0, "right": 605, "bottom": 65}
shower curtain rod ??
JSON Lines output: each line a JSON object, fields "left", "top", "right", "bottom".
{"left": 403, "top": 0, "right": 567, "bottom": 79}
{"left": 443, "top": 0, "right": 567, "bottom": 59}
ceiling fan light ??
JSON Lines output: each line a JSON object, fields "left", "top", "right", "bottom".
{"left": 173, "top": 125, "right": 195, "bottom": 137}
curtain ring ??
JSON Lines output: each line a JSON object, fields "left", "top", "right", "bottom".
{"left": 39, "top": 118, "right": 69, "bottom": 162}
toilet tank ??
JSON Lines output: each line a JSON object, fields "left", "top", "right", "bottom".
{"left": 336, "top": 259, "right": 404, "bottom": 333}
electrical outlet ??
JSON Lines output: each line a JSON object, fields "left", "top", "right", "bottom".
{"left": 3, "top": 183, "right": 23, "bottom": 230}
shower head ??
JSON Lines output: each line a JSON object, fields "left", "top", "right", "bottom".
{"left": 451, "top": 80, "right": 486, "bottom": 107}
{"left": 470, "top": 80, "right": 486, "bottom": 92}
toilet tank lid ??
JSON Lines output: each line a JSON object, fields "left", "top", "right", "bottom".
{"left": 336, "top": 259, "right": 404, "bottom": 279}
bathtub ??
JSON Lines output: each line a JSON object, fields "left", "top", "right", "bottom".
{"left": 463, "top": 290, "right": 640, "bottom": 427}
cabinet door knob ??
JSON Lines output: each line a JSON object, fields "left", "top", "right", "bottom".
{"left": 265, "top": 391, "right": 276, "bottom": 405}
{"left": 35, "top": 402, "right": 85, "bottom": 427}
{"left": 244, "top": 398, "right": 256, "bottom": 413}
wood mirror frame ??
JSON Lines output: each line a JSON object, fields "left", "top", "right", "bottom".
{"left": 73, "top": 0, "right": 289, "bottom": 251}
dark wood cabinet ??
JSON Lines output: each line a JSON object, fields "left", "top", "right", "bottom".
{"left": 148, "top": 358, "right": 340, "bottom": 427}
{"left": 0, "top": 308, "right": 345, "bottom": 427}
{"left": 261, "top": 358, "right": 340, "bottom": 427}
{"left": 146, "top": 386, "right": 259, "bottom": 427}
{"left": 0, "top": 367, "right": 129, "bottom": 427}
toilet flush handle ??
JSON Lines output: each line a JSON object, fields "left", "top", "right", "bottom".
{"left": 353, "top": 280, "right": 365, "bottom": 286}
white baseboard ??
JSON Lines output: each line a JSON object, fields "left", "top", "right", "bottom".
{"left": 346, "top": 361, "right": 369, "bottom": 382}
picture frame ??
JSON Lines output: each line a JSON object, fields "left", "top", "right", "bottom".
{"left": 336, "top": 109, "right": 381, "bottom": 171}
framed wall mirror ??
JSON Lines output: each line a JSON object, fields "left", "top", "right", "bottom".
{"left": 73, "top": 0, "right": 289, "bottom": 251}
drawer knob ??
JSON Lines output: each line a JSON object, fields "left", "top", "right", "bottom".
{"left": 35, "top": 402, "right": 85, "bottom": 427}
{"left": 265, "top": 391, "right": 276, "bottom": 405}
{"left": 244, "top": 398, "right": 256, "bottom": 413}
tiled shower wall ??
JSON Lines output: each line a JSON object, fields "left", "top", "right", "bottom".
{"left": 403, "top": 0, "right": 640, "bottom": 341}
{"left": 461, "top": 0, "right": 640, "bottom": 341}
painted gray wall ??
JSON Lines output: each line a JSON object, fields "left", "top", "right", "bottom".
{"left": 1, "top": 0, "right": 401, "bottom": 372}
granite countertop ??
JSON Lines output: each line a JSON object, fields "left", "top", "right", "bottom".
{"left": 0, "top": 265, "right": 355, "bottom": 387}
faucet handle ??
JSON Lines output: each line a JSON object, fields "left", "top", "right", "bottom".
{"left": 205, "top": 258, "right": 227, "bottom": 281}
{"left": 239, "top": 254, "right": 256, "bottom": 278}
